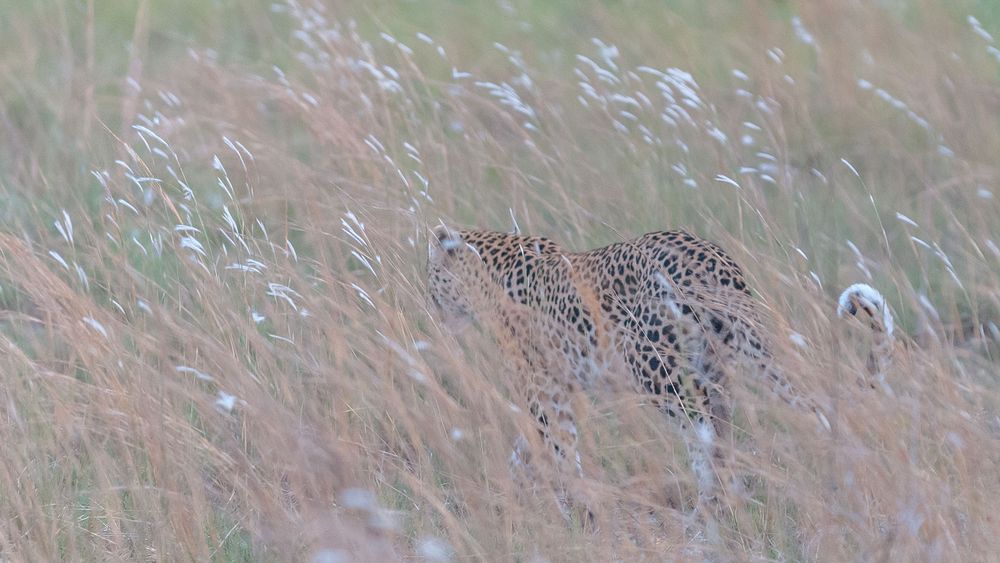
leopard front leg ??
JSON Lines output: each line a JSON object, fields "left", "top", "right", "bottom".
{"left": 507, "top": 378, "right": 590, "bottom": 527}
{"left": 498, "top": 306, "right": 590, "bottom": 525}
{"left": 527, "top": 383, "right": 582, "bottom": 479}
{"left": 507, "top": 382, "right": 581, "bottom": 490}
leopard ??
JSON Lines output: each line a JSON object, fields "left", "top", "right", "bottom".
{"left": 426, "top": 224, "right": 895, "bottom": 519}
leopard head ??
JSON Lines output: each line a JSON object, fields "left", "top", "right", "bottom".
{"left": 426, "top": 225, "right": 484, "bottom": 330}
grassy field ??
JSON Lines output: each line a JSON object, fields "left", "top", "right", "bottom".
{"left": 2, "top": 0, "right": 999, "bottom": 560}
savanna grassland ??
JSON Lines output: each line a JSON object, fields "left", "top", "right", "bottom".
{"left": 1, "top": 0, "right": 999, "bottom": 560}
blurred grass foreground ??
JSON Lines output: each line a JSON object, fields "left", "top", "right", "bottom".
{"left": 1, "top": 0, "right": 1000, "bottom": 560}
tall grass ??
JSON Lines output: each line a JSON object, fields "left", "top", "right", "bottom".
{"left": 1, "top": 0, "right": 998, "bottom": 560}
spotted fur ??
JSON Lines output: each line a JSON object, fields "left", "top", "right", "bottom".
{"left": 427, "top": 226, "right": 892, "bottom": 508}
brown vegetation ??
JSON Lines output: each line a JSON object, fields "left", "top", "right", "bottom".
{"left": 0, "top": 1, "right": 998, "bottom": 560}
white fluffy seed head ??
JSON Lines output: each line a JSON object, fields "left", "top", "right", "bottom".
{"left": 416, "top": 536, "right": 454, "bottom": 561}
{"left": 695, "top": 421, "right": 715, "bottom": 445}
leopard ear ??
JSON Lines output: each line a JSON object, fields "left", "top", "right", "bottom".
{"left": 429, "top": 224, "right": 463, "bottom": 257}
